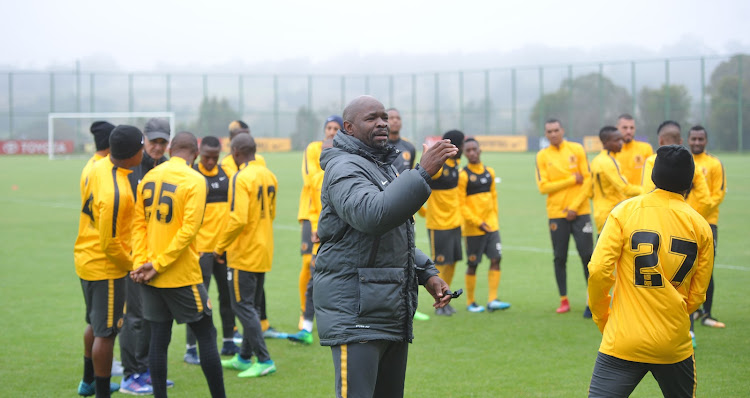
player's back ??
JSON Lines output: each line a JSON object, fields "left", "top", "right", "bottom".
{"left": 137, "top": 157, "right": 207, "bottom": 288}
{"left": 595, "top": 190, "right": 713, "bottom": 364}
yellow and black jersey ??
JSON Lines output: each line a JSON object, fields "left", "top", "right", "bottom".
{"left": 132, "top": 156, "right": 207, "bottom": 288}
{"left": 220, "top": 152, "right": 266, "bottom": 176}
{"left": 690, "top": 152, "right": 726, "bottom": 225}
{"left": 458, "top": 163, "right": 498, "bottom": 236}
{"left": 307, "top": 170, "right": 325, "bottom": 255}
{"left": 193, "top": 163, "right": 229, "bottom": 253}
{"left": 215, "top": 162, "right": 277, "bottom": 273}
{"left": 79, "top": 153, "right": 104, "bottom": 198}
{"left": 535, "top": 140, "right": 591, "bottom": 219}
{"left": 615, "top": 139, "right": 654, "bottom": 188}
{"left": 424, "top": 157, "right": 462, "bottom": 230}
{"left": 298, "top": 141, "right": 323, "bottom": 221}
{"left": 589, "top": 150, "right": 642, "bottom": 233}
{"left": 588, "top": 189, "right": 713, "bottom": 364}
{"left": 389, "top": 137, "right": 416, "bottom": 174}
{"left": 641, "top": 154, "right": 713, "bottom": 218}
{"left": 75, "top": 156, "right": 136, "bottom": 281}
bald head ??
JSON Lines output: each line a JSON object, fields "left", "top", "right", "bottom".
{"left": 169, "top": 131, "right": 199, "bottom": 164}
{"left": 342, "top": 95, "right": 389, "bottom": 149}
{"left": 657, "top": 121, "right": 682, "bottom": 146}
{"left": 231, "top": 133, "right": 256, "bottom": 165}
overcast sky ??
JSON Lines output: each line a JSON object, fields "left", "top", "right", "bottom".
{"left": 2, "top": 0, "right": 748, "bottom": 71}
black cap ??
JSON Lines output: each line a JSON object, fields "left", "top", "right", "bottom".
{"left": 90, "top": 121, "right": 115, "bottom": 151}
{"left": 651, "top": 145, "right": 695, "bottom": 193}
{"left": 144, "top": 118, "right": 171, "bottom": 142}
{"left": 443, "top": 130, "right": 465, "bottom": 146}
{"left": 109, "top": 125, "right": 145, "bottom": 160}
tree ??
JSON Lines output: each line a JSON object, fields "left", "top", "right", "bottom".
{"left": 530, "top": 73, "right": 632, "bottom": 138}
{"left": 188, "top": 97, "right": 240, "bottom": 137}
{"left": 291, "top": 106, "right": 321, "bottom": 150}
{"left": 638, "top": 84, "right": 692, "bottom": 140}
{"left": 708, "top": 54, "right": 750, "bottom": 151}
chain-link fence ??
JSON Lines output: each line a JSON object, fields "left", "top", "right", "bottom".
{"left": 1, "top": 54, "right": 747, "bottom": 152}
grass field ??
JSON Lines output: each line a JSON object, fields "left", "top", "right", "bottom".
{"left": 1, "top": 151, "right": 748, "bottom": 397}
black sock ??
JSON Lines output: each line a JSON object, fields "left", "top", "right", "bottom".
{"left": 83, "top": 356, "right": 94, "bottom": 384}
{"left": 94, "top": 376, "right": 111, "bottom": 398}
{"left": 189, "top": 316, "right": 226, "bottom": 398}
{"left": 148, "top": 321, "right": 172, "bottom": 398}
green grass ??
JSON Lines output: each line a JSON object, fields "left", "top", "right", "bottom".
{"left": 1, "top": 151, "right": 748, "bottom": 397}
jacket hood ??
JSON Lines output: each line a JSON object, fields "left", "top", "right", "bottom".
{"left": 321, "top": 131, "right": 399, "bottom": 171}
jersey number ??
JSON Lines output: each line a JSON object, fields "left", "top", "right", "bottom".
{"left": 142, "top": 182, "right": 177, "bottom": 223}
{"left": 631, "top": 230, "right": 698, "bottom": 288}
{"left": 257, "top": 185, "right": 276, "bottom": 216}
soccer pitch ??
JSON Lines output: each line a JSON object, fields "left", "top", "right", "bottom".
{"left": 1, "top": 151, "right": 748, "bottom": 397}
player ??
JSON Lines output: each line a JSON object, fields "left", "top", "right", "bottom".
{"left": 614, "top": 113, "right": 654, "bottom": 186}
{"left": 296, "top": 115, "right": 341, "bottom": 330}
{"left": 183, "top": 136, "right": 240, "bottom": 365}
{"left": 215, "top": 134, "right": 278, "bottom": 378}
{"left": 589, "top": 126, "right": 642, "bottom": 234}
{"left": 587, "top": 145, "right": 714, "bottom": 397}
{"left": 687, "top": 126, "right": 727, "bottom": 328}
{"left": 219, "top": 120, "right": 266, "bottom": 174}
{"left": 74, "top": 125, "right": 143, "bottom": 397}
{"left": 535, "top": 118, "right": 593, "bottom": 315}
{"left": 458, "top": 138, "right": 511, "bottom": 313}
{"left": 387, "top": 108, "right": 417, "bottom": 174}
{"left": 130, "top": 132, "right": 225, "bottom": 398}
{"left": 119, "top": 117, "right": 173, "bottom": 395}
{"left": 423, "top": 129, "right": 464, "bottom": 316}
{"left": 289, "top": 138, "right": 333, "bottom": 345}
{"left": 80, "top": 121, "right": 114, "bottom": 195}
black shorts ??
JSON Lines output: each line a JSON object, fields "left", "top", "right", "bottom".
{"left": 428, "top": 227, "right": 462, "bottom": 264}
{"left": 80, "top": 277, "right": 126, "bottom": 337}
{"left": 141, "top": 284, "right": 212, "bottom": 324}
{"left": 588, "top": 352, "right": 696, "bottom": 398}
{"left": 465, "top": 231, "right": 502, "bottom": 266}
{"left": 301, "top": 219, "right": 313, "bottom": 255}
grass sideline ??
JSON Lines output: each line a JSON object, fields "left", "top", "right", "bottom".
{"left": 0, "top": 151, "right": 748, "bottom": 397}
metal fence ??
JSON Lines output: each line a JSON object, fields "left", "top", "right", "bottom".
{"left": 1, "top": 54, "right": 747, "bottom": 151}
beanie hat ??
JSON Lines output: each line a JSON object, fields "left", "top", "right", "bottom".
{"left": 90, "top": 121, "right": 115, "bottom": 151}
{"left": 325, "top": 115, "right": 343, "bottom": 129}
{"left": 651, "top": 145, "right": 695, "bottom": 193}
{"left": 144, "top": 118, "right": 171, "bottom": 142}
{"left": 443, "top": 129, "right": 465, "bottom": 146}
{"left": 109, "top": 125, "right": 145, "bottom": 160}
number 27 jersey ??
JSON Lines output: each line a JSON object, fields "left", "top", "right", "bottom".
{"left": 588, "top": 189, "right": 713, "bottom": 364}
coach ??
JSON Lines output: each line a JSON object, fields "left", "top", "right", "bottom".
{"left": 313, "top": 95, "right": 455, "bottom": 398}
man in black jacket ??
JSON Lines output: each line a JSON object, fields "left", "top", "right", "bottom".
{"left": 313, "top": 95, "right": 456, "bottom": 398}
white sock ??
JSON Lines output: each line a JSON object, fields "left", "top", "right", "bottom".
{"left": 302, "top": 320, "right": 314, "bottom": 333}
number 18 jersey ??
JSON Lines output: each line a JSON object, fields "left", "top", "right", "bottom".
{"left": 588, "top": 189, "right": 713, "bottom": 364}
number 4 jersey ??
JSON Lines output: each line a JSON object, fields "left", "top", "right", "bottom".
{"left": 588, "top": 189, "right": 714, "bottom": 364}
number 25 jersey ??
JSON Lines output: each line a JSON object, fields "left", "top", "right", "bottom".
{"left": 588, "top": 189, "right": 713, "bottom": 364}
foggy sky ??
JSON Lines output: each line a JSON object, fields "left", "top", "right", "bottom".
{"left": 2, "top": 0, "right": 749, "bottom": 72}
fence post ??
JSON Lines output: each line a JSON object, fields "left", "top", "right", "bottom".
{"left": 365, "top": 75, "right": 370, "bottom": 94}
{"left": 340, "top": 76, "right": 346, "bottom": 111}
{"left": 434, "top": 73, "right": 440, "bottom": 134}
{"left": 511, "top": 68, "right": 516, "bottom": 135}
{"left": 484, "top": 69, "right": 490, "bottom": 134}
{"left": 307, "top": 74, "right": 313, "bottom": 113}
{"left": 389, "top": 75, "right": 394, "bottom": 108}
{"left": 238, "top": 75, "right": 243, "bottom": 118}
{"left": 166, "top": 74, "right": 171, "bottom": 112}
{"left": 89, "top": 73, "right": 95, "bottom": 112}
{"left": 538, "top": 66, "right": 544, "bottom": 136}
{"left": 458, "top": 71, "right": 464, "bottom": 131}
{"left": 50, "top": 72, "right": 55, "bottom": 113}
{"left": 598, "top": 63, "right": 604, "bottom": 129}
{"left": 8, "top": 72, "right": 13, "bottom": 138}
{"left": 631, "top": 61, "right": 637, "bottom": 115}
{"left": 273, "top": 75, "right": 279, "bottom": 137}
{"left": 738, "top": 56, "right": 744, "bottom": 152}
{"left": 411, "top": 74, "right": 417, "bottom": 138}
{"left": 700, "top": 57, "right": 706, "bottom": 124}
{"left": 128, "top": 73, "right": 134, "bottom": 113}
{"left": 664, "top": 59, "right": 671, "bottom": 120}
{"left": 567, "top": 65, "right": 573, "bottom": 130}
